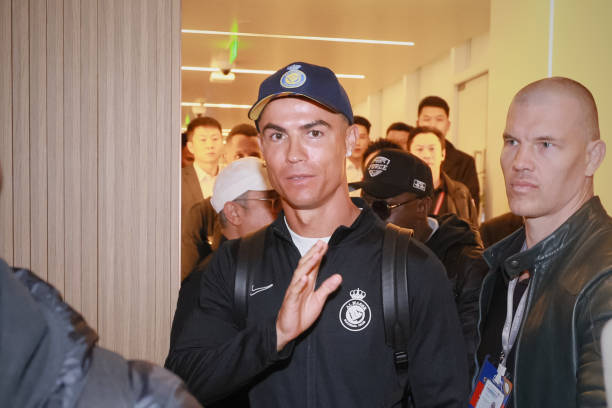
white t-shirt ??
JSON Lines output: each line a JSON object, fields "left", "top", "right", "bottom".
{"left": 285, "top": 217, "right": 331, "bottom": 257}
{"left": 193, "top": 162, "right": 217, "bottom": 198}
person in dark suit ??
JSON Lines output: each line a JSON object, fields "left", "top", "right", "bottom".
{"left": 417, "top": 96, "right": 480, "bottom": 210}
{"left": 181, "top": 116, "right": 224, "bottom": 219}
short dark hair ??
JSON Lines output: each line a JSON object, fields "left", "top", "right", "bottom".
{"left": 227, "top": 123, "right": 258, "bottom": 144}
{"left": 386, "top": 122, "right": 414, "bottom": 135}
{"left": 418, "top": 96, "right": 450, "bottom": 117}
{"left": 362, "top": 139, "right": 402, "bottom": 169}
{"left": 187, "top": 116, "right": 222, "bottom": 141}
{"left": 353, "top": 116, "right": 371, "bottom": 133}
{"left": 407, "top": 126, "right": 445, "bottom": 151}
{"left": 181, "top": 132, "right": 187, "bottom": 147}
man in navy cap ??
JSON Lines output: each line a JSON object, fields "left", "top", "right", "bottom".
{"left": 166, "top": 62, "right": 468, "bottom": 407}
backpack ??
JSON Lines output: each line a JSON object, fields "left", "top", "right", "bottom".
{"left": 233, "top": 223, "right": 421, "bottom": 405}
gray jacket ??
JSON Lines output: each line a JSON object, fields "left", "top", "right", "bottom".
{"left": 0, "top": 259, "right": 201, "bottom": 408}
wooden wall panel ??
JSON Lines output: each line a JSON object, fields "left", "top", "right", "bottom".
{"left": 97, "top": 0, "right": 122, "bottom": 354}
{"left": 154, "top": 0, "right": 177, "bottom": 363}
{"left": 2, "top": 0, "right": 181, "bottom": 365}
{"left": 12, "top": 0, "right": 30, "bottom": 269}
{"left": 63, "top": 0, "right": 82, "bottom": 309}
{"left": 80, "top": 0, "right": 98, "bottom": 331}
{"left": 170, "top": 0, "right": 182, "bottom": 332}
{"left": 29, "top": 0, "right": 48, "bottom": 280}
{"left": 0, "top": 0, "right": 13, "bottom": 264}
{"left": 46, "top": 0, "right": 65, "bottom": 292}
{"left": 137, "top": 0, "right": 158, "bottom": 360}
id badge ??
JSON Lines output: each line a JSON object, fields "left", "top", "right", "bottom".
{"left": 469, "top": 357, "right": 513, "bottom": 408}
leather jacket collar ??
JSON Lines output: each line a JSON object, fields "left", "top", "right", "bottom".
{"left": 483, "top": 196, "right": 604, "bottom": 282}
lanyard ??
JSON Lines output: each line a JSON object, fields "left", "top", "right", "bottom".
{"left": 433, "top": 191, "right": 445, "bottom": 215}
{"left": 497, "top": 276, "right": 530, "bottom": 378}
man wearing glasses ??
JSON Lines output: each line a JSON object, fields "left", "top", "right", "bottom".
{"left": 166, "top": 62, "right": 467, "bottom": 407}
{"left": 355, "top": 148, "right": 488, "bottom": 377}
{"left": 169, "top": 157, "right": 281, "bottom": 367}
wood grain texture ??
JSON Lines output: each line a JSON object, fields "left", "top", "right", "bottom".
{"left": 2, "top": 0, "right": 181, "bottom": 365}
{"left": 97, "top": 0, "right": 121, "bottom": 355}
{"left": 29, "top": 0, "right": 48, "bottom": 280}
{"left": 63, "top": 0, "right": 82, "bottom": 309}
{"left": 80, "top": 0, "right": 99, "bottom": 331}
{"left": 153, "top": 0, "right": 178, "bottom": 363}
{"left": 46, "top": 0, "right": 65, "bottom": 291}
{"left": 12, "top": 0, "right": 30, "bottom": 269}
{"left": 170, "top": 0, "right": 182, "bottom": 339}
{"left": 0, "top": 0, "right": 14, "bottom": 264}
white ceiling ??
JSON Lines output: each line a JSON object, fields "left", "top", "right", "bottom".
{"left": 181, "top": 0, "right": 490, "bottom": 130}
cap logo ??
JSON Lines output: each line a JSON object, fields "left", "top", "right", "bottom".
{"left": 280, "top": 65, "right": 306, "bottom": 88}
{"left": 413, "top": 179, "right": 427, "bottom": 192}
{"left": 368, "top": 156, "right": 390, "bottom": 177}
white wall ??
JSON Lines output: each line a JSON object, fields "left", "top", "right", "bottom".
{"left": 353, "top": 32, "right": 489, "bottom": 145}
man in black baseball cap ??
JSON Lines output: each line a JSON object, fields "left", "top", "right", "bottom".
{"left": 358, "top": 148, "right": 488, "bottom": 376}
{"left": 167, "top": 61, "right": 468, "bottom": 407}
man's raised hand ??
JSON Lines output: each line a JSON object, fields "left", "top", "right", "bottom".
{"left": 275, "top": 240, "right": 342, "bottom": 351}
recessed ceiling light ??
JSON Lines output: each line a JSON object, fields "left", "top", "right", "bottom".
{"left": 181, "top": 102, "right": 251, "bottom": 109}
{"left": 182, "top": 66, "right": 365, "bottom": 79}
{"left": 182, "top": 29, "right": 414, "bottom": 46}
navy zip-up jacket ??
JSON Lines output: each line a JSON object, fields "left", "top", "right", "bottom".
{"left": 166, "top": 200, "right": 468, "bottom": 407}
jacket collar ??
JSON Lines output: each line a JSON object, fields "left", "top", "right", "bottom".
{"left": 270, "top": 197, "right": 381, "bottom": 247}
{"left": 484, "top": 196, "right": 606, "bottom": 281}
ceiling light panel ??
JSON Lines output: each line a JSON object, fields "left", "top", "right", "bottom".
{"left": 182, "top": 29, "right": 414, "bottom": 46}
{"left": 182, "top": 66, "right": 365, "bottom": 79}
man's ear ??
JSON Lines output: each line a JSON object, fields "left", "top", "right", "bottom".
{"left": 223, "top": 201, "right": 244, "bottom": 227}
{"left": 585, "top": 139, "right": 606, "bottom": 177}
{"left": 187, "top": 140, "right": 194, "bottom": 155}
{"left": 345, "top": 124, "right": 358, "bottom": 156}
{"left": 417, "top": 196, "right": 432, "bottom": 217}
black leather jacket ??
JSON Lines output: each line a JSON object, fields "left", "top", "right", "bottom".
{"left": 440, "top": 171, "right": 479, "bottom": 227}
{"left": 475, "top": 197, "right": 612, "bottom": 407}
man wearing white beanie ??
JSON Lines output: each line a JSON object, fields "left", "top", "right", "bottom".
{"left": 169, "top": 157, "right": 280, "bottom": 371}
{"left": 211, "top": 157, "right": 280, "bottom": 240}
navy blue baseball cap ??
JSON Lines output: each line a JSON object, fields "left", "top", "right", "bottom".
{"left": 248, "top": 62, "right": 354, "bottom": 127}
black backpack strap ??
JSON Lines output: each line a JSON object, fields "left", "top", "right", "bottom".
{"left": 382, "top": 223, "right": 419, "bottom": 407}
{"left": 234, "top": 228, "right": 267, "bottom": 328}
{"left": 382, "top": 223, "right": 414, "bottom": 366}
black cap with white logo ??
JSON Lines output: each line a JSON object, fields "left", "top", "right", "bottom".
{"left": 351, "top": 148, "right": 433, "bottom": 199}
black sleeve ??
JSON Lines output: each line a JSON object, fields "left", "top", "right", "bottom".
{"left": 181, "top": 201, "right": 213, "bottom": 281}
{"left": 406, "top": 244, "right": 469, "bottom": 408}
{"left": 576, "top": 273, "right": 612, "bottom": 407}
{"left": 165, "top": 241, "right": 292, "bottom": 404}
{"left": 461, "top": 157, "right": 480, "bottom": 210}
{"left": 453, "top": 248, "right": 489, "bottom": 379}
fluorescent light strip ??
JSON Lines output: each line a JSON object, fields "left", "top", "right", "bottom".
{"left": 182, "top": 66, "right": 365, "bottom": 79}
{"left": 182, "top": 29, "right": 414, "bottom": 46}
{"left": 182, "top": 127, "right": 232, "bottom": 134}
{"left": 181, "top": 102, "right": 251, "bottom": 109}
